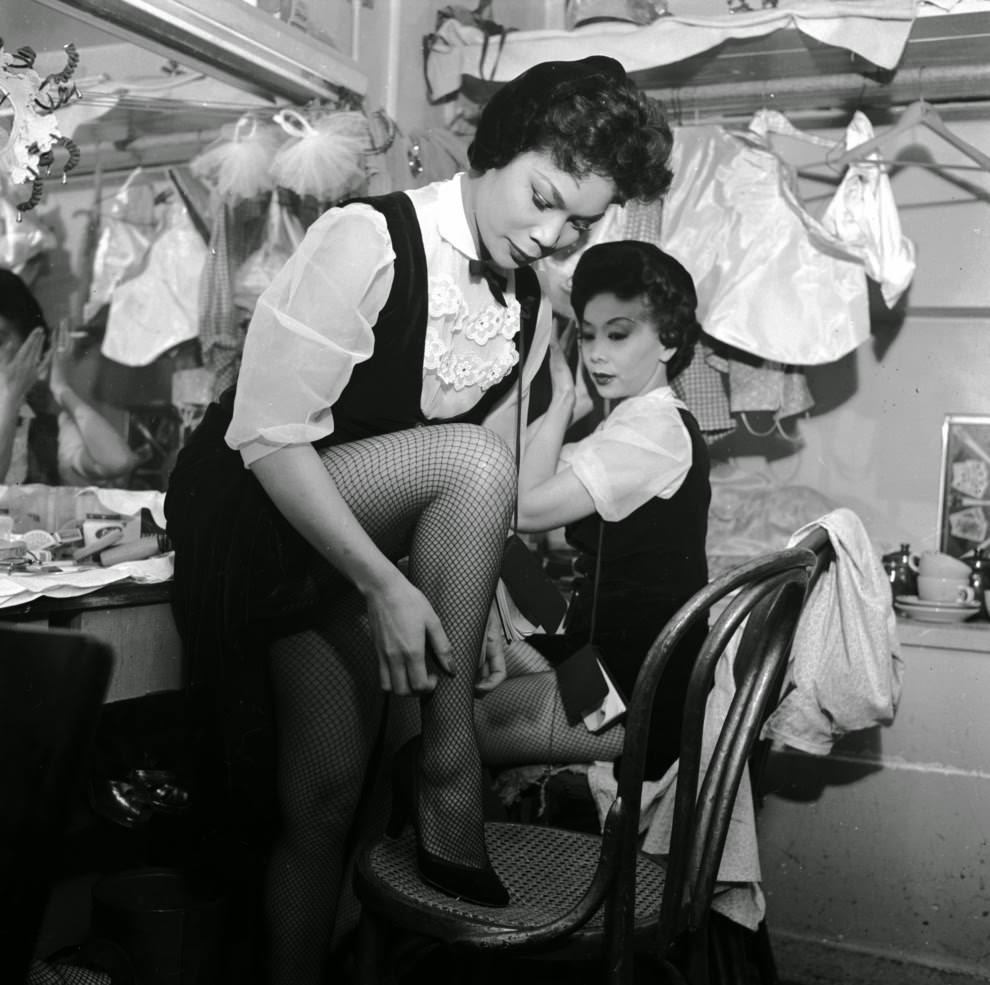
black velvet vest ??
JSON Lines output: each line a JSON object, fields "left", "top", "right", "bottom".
{"left": 314, "top": 191, "right": 542, "bottom": 446}
{"left": 566, "top": 407, "right": 711, "bottom": 603}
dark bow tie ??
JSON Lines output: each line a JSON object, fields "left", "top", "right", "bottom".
{"left": 468, "top": 257, "right": 508, "bottom": 308}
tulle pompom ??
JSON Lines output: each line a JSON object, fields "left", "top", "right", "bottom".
{"left": 190, "top": 115, "right": 282, "bottom": 202}
{"left": 270, "top": 109, "right": 367, "bottom": 202}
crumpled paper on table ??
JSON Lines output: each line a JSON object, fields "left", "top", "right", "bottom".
{"left": 0, "top": 553, "right": 173, "bottom": 609}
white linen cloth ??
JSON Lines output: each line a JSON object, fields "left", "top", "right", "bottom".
{"left": 425, "top": 0, "right": 915, "bottom": 100}
{"left": 227, "top": 174, "right": 551, "bottom": 466}
{"left": 762, "top": 507, "right": 903, "bottom": 753}
{"left": 560, "top": 387, "right": 692, "bottom": 522}
{"left": 588, "top": 506, "right": 904, "bottom": 929}
{"left": 588, "top": 634, "right": 765, "bottom": 930}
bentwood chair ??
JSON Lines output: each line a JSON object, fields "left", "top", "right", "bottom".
{"left": 353, "top": 535, "right": 829, "bottom": 985}
{"left": 0, "top": 624, "right": 114, "bottom": 982}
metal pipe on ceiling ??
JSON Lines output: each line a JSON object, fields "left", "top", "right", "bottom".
{"left": 30, "top": 0, "right": 368, "bottom": 104}
{"left": 647, "top": 63, "right": 990, "bottom": 120}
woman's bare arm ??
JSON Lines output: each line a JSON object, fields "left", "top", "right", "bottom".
{"left": 251, "top": 443, "right": 454, "bottom": 695}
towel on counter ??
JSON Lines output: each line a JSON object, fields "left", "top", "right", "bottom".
{"left": 762, "top": 507, "right": 903, "bottom": 754}
{"left": 588, "top": 632, "right": 765, "bottom": 931}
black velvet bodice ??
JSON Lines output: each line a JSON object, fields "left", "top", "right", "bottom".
{"left": 566, "top": 407, "right": 711, "bottom": 603}
{"left": 315, "top": 191, "right": 542, "bottom": 446}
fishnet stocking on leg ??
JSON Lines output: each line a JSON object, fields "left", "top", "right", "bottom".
{"left": 475, "top": 644, "right": 626, "bottom": 768}
{"left": 263, "top": 424, "right": 514, "bottom": 985}
{"left": 267, "top": 595, "right": 381, "bottom": 985}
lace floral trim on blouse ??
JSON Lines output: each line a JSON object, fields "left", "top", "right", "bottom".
{"left": 424, "top": 275, "right": 521, "bottom": 391}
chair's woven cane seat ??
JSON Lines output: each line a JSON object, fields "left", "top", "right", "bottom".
{"left": 357, "top": 821, "right": 667, "bottom": 948}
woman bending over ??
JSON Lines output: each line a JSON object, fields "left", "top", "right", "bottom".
{"left": 164, "top": 59, "right": 673, "bottom": 985}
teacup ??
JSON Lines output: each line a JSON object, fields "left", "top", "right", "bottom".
{"left": 918, "top": 551, "right": 971, "bottom": 580}
{"left": 917, "top": 575, "right": 975, "bottom": 604}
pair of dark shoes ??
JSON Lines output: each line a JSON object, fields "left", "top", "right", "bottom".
{"left": 387, "top": 737, "right": 509, "bottom": 908}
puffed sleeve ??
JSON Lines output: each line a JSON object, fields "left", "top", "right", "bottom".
{"left": 560, "top": 394, "right": 692, "bottom": 522}
{"left": 226, "top": 204, "right": 395, "bottom": 466}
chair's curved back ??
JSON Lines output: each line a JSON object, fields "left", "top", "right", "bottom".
{"left": 602, "top": 544, "right": 819, "bottom": 982}
{"left": 0, "top": 624, "right": 114, "bottom": 982}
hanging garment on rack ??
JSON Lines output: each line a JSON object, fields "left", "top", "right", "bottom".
{"left": 199, "top": 195, "right": 269, "bottom": 396}
{"left": 660, "top": 122, "right": 873, "bottom": 365}
{"left": 84, "top": 169, "right": 155, "bottom": 323}
{"left": 101, "top": 201, "right": 208, "bottom": 367}
{"left": 706, "top": 347, "right": 814, "bottom": 422}
{"left": 819, "top": 110, "right": 916, "bottom": 308}
{"left": 623, "top": 198, "right": 734, "bottom": 437}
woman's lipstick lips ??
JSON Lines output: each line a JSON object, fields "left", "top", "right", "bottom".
{"left": 508, "top": 243, "right": 536, "bottom": 266}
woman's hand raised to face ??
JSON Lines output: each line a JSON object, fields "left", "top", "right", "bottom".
{"left": 551, "top": 325, "right": 593, "bottom": 425}
{"left": 365, "top": 574, "right": 456, "bottom": 696}
{"left": 0, "top": 327, "right": 48, "bottom": 410}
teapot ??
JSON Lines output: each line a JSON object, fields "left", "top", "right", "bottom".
{"left": 881, "top": 543, "right": 918, "bottom": 599}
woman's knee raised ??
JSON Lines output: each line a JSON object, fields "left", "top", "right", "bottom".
{"left": 441, "top": 424, "right": 516, "bottom": 504}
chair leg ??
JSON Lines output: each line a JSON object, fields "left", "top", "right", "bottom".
{"left": 709, "top": 916, "right": 747, "bottom": 985}
{"left": 354, "top": 910, "right": 393, "bottom": 985}
{"left": 751, "top": 921, "right": 779, "bottom": 985}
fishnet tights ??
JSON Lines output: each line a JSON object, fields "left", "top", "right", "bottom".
{"left": 265, "top": 424, "right": 514, "bottom": 985}
{"left": 475, "top": 641, "right": 625, "bottom": 767}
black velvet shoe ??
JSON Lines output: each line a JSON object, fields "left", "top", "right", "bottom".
{"left": 386, "top": 736, "right": 509, "bottom": 908}
{"left": 416, "top": 845, "right": 509, "bottom": 908}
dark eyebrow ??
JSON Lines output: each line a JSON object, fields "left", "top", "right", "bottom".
{"left": 580, "top": 316, "right": 636, "bottom": 330}
{"left": 542, "top": 178, "right": 606, "bottom": 224}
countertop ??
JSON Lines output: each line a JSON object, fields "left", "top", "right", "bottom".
{"left": 895, "top": 613, "right": 990, "bottom": 652}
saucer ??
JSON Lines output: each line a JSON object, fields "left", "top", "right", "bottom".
{"left": 896, "top": 594, "right": 979, "bottom": 610}
{"left": 894, "top": 597, "right": 980, "bottom": 623}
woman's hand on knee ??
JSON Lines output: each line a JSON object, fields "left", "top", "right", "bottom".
{"left": 475, "top": 603, "right": 507, "bottom": 695}
{"left": 366, "top": 577, "right": 454, "bottom": 695}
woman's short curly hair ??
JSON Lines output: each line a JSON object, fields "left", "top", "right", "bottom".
{"left": 570, "top": 240, "right": 700, "bottom": 381}
{"left": 467, "top": 57, "right": 673, "bottom": 204}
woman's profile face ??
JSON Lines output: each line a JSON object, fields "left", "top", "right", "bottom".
{"left": 471, "top": 150, "right": 615, "bottom": 270}
{"left": 578, "top": 292, "right": 671, "bottom": 400}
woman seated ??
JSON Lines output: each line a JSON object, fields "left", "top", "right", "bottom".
{"left": 475, "top": 240, "right": 711, "bottom": 781}
{"left": 0, "top": 269, "right": 140, "bottom": 487}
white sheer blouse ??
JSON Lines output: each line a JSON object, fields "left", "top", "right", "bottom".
{"left": 227, "top": 175, "right": 549, "bottom": 466}
{"left": 560, "top": 387, "right": 693, "bottom": 523}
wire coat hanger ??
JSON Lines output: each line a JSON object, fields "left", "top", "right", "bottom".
{"left": 829, "top": 99, "right": 990, "bottom": 172}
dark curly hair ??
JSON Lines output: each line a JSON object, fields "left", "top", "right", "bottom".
{"left": 570, "top": 240, "right": 700, "bottom": 381}
{"left": 467, "top": 57, "right": 673, "bottom": 204}
{"left": 0, "top": 268, "right": 50, "bottom": 347}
